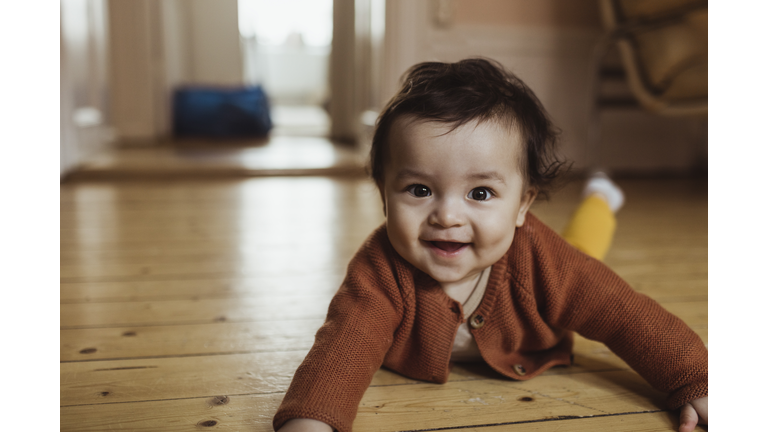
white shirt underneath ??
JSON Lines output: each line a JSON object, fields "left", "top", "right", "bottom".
{"left": 448, "top": 266, "right": 491, "bottom": 362}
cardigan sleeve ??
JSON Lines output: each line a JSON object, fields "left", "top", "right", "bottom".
{"left": 273, "top": 228, "right": 404, "bottom": 432}
{"left": 515, "top": 216, "right": 707, "bottom": 409}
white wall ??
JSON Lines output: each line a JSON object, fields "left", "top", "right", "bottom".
{"left": 61, "top": 0, "right": 113, "bottom": 176}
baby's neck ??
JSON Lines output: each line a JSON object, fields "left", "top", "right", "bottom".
{"left": 441, "top": 271, "right": 483, "bottom": 305}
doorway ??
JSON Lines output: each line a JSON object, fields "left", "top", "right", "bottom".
{"left": 238, "top": 0, "right": 333, "bottom": 137}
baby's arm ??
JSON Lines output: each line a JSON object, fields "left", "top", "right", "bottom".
{"left": 536, "top": 249, "right": 708, "bottom": 414}
{"left": 273, "top": 282, "right": 400, "bottom": 431}
{"left": 273, "top": 229, "right": 404, "bottom": 432}
{"left": 278, "top": 418, "right": 333, "bottom": 432}
{"left": 679, "top": 396, "right": 707, "bottom": 432}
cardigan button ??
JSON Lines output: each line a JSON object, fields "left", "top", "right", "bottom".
{"left": 469, "top": 314, "right": 485, "bottom": 329}
{"left": 513, "top": 364, "right": 527, "bottom": 375}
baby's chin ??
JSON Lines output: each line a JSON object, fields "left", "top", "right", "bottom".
{"left": 418, "top": 264, "right": 481, "bottom": 285}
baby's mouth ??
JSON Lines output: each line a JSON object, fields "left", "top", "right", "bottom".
{"left": 429, "top": 241, "right": 468, "bottom": 253}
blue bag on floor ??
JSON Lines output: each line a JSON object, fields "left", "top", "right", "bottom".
{"left": 173, "top": 86, "right": 273, "bottom": 138}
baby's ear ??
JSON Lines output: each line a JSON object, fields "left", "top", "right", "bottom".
{"left": 515, "top": 188, "right": 538, "bottom": 227}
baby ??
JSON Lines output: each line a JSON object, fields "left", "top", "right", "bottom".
{"left": 273, "top": 59, "right": 708, "bottom": 432}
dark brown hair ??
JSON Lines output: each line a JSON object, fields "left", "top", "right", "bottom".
{"left": 370, "top": 58, "right": 568, "bottom": 199}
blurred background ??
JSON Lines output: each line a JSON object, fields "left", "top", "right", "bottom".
{"left": 60, "top": 0, "right": 707, "bottom": 179}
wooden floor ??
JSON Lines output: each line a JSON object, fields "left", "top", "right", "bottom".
{"left": 61, "top": 169, "right": 707, "bottom": 431}
{"left": 63, "top": 136, "right": 367, "bottom": 181}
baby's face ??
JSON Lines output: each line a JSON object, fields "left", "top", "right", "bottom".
{"left": 381, "top": 117, "right": 536, "bottom": 286}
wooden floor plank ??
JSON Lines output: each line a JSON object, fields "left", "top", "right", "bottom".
{"left": 60, "top": 271, "right": 705, "bottom": 304}
{"left": 59, "top": 243, "right": 364, "bottom": 266}
{"left": 61, "top": 329, "right": 703, "bottom": 409}
{"left": 62, "top": 136, "right": 371, "bottom": 181}
{"left": 60, "top": 275, "right": 346, "bottom": 303}
{"left": 620, "top": 278, "right": 707, "bottom": 303}
{"left": 60, "top": 393, "right": 703, "bottom": 432}
{"left": 59, "top": 372, "right": 694, "bottom": 432}
{"left": 61, "top": 280, "right": 705, "bottom": 309}
{"left": 62, "top": 320, "right": 605, "bottom": 363}
{"left": 60, "top": 349, "right": 664, "bottom": 412}
{"left": 60, "top": 393, "right": 284, "bottom": 432}
{"left": 60, "top": 295, "right": 706, "bottom": 330}
{"left": 60, "top": 258, "right": 349, "bottom": 282}
{"left": 60, "top": 319, "right": 324, "bottom": 361}
{"left": 58, "top": 349, "right": 606, "bottom": 408}
{"left": 446, "top": 411, "right": 705, "bottom": 432}
{"left": 60, "top": 296, "right": 332, "bottom": 328}
{"left": 352, "top": 371, "right": 668, "bottom": 431}
{"left": 659, "top": 301, "right": 708, "bottom": 330}
{"left": 60, "top": 225, "right": 380, "bottom": 249}
{"left": 60, "top": 176, "right": 379, "bottom": 203}
{"left": 61, "top": 351, "right": 423, "bottom": 407}
{"left": 61, "top": 314, "right": 707, "bottom": 363}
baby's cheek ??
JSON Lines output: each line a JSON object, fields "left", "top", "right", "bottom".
{"left": 386, "top": 212, "right": 420, "bottom": 255}
{"left": 478, "top": 214, "right": 515, "bottom": 241}
{"left": 475, "top": 221, "right": 516, "bottom": 259}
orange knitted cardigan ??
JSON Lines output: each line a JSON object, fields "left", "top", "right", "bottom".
{"left": 273, "top": 214, "right": 708, "bottom": 432}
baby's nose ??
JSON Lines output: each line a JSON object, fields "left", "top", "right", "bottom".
{"left": 429, "top": 198, "right": 465, "bottom": 228}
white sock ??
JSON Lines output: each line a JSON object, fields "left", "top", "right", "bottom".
{"left": 583, "top": 172, "right": 624, "bottom": 213}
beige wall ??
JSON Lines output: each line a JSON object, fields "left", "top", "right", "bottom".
{"left": 186, "top": 0, "right": 243, "bottom": 85}
{"left": 454, "top": 0, "right": 600, "bottom": 28}
{"left": 107, "top": 0, "right": 163, "bottom": 142}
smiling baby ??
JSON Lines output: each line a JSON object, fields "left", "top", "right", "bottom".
{"left": 273, "top": 58, "right": 708, "bottom": 432}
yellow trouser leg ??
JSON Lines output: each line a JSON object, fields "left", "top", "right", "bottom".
{"left": 561, "top": 195, "right": 616, "bottom": 261}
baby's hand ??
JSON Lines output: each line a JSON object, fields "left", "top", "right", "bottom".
{"left": 278, "top": 418, "right": 333, "bottom": 432}
{"left": 679, "top": 396, "right": 707, "bottom": 432}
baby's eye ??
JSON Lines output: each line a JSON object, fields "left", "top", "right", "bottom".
{"left": 468, "top": 187, "right": 493, "bottom": 201}
{"left": 407, "top": 184, "right": 431, "bottom": 197}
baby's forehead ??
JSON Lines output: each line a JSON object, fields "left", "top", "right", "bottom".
{"left": 387, "top": 115, "right": 525, "bottom": 158}
{"left": 384, "top": 116, "right": 528, "bottom": 179}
